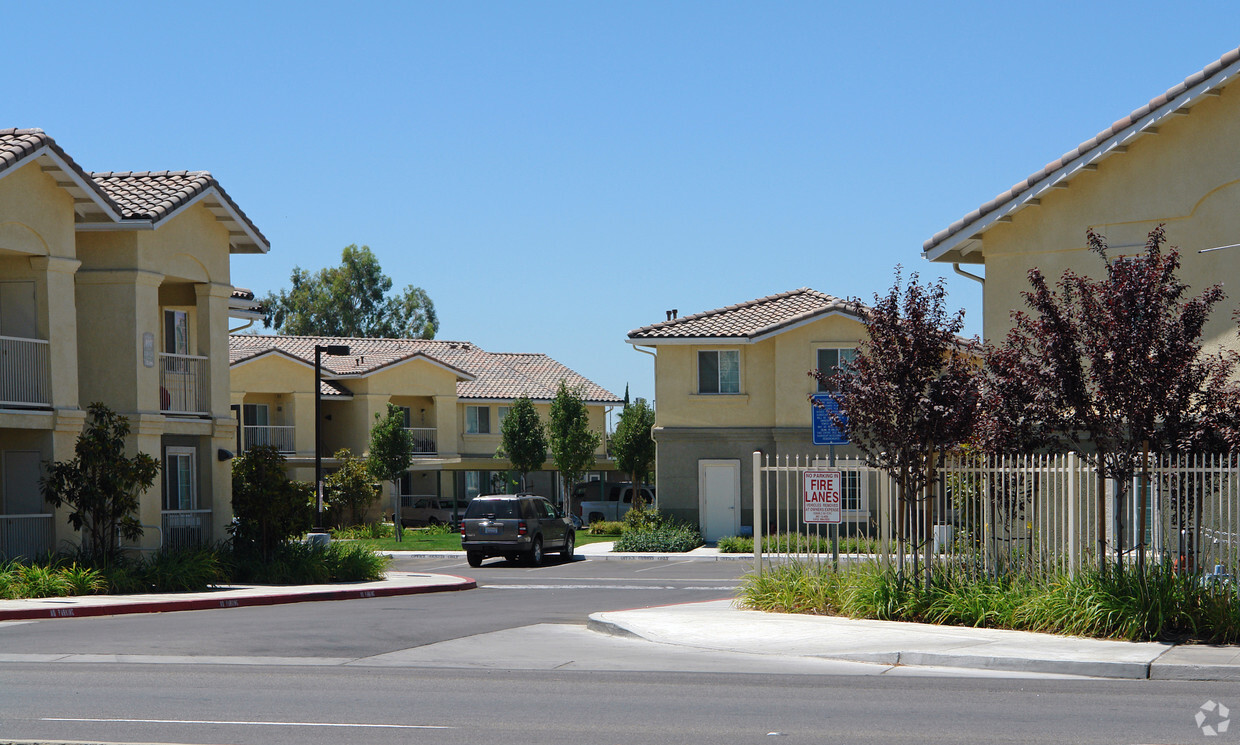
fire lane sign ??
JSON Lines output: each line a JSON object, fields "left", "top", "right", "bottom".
{"left": 803, "top": 469, "right": 842, "bottom": 524}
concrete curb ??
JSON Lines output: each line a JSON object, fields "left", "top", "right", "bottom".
{"left": 384, "top": 550, "right": 755, "bottom": 562}
{"left": 586, "top": 613, "right": 1162, "bottom": 680}
{"left": 0, "top": 576, "right": 476, "bottom": 622}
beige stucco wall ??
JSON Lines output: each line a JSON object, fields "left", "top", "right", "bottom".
{"left": 966, "top": 85, "right": 1240, "bottom": 352}
{"left": 652, "top": 314, "right": 867, "bottom": 430}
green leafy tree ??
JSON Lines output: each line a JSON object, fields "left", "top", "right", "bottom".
{"left": 324, "top": 448, "right": 380, "bottom": 527}
{"left": 496, "top": 396, "right": 547, "bottom": 491}
{"left": 369, "top": 404, "right": 413, "bottom": 540}
{"left": 40, "top": 403, "right": 160, "bottom": 561}
{"left": 263, "top": 244, "right": 439, "bottom": 338}
{"left": 231, "top": 445, "right": 313, "bottom": 559}
{"left": 611, "top": 397, "right": 656, "bottom": 506}
{"left": 547, "top": 381, "right": 603, "bottom": 512}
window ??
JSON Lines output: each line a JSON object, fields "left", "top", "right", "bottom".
{"left": 242, "top": 403, "right": 269, "bottom": 427}
{"left": 164, "top": 447, "right": 197, "bottom": 511}
{"left": 498, "top": 406, "right": 511, "bottom": 426}
{"left": 816, "top": 348, "right": 857, "bottom": 392}
{"left": 465, "top": 471, "right": 481, "bottom": 499}
{"left": 466, "top": 405, "right": 490, "bottom": 434}
{"left": 842, "top": 471, "right": 862, "bottom": 512}
{"left": 164, "top": 310, "right": 189, "bottom": 355}
{"left": 397, "top": 406, "right": 413, "bottom": 427}
{"left": 698, "top": 350, "right": 740, "bottom": 394}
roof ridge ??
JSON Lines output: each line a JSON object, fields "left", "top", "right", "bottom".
{"left": 628, "top": 287, "right": 845, "bottom": 336}
{"left": 925, "top": 44, "right": 1240, "bottom": 255}
{"left": 89, "top": 170, "right": 212, "bottom": 179}
{"left": 227, "top": 333, "right": 475, "bottom": 346}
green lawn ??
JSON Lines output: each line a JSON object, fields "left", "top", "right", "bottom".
{"left": 344, "top": 531, "right": 620, "bottom": 552}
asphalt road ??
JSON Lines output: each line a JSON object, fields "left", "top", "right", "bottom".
{"left": 3, "top": 556, "right": 1240, "bottom": 744}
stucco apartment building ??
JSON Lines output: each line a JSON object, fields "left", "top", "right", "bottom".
{"left": 627, "top": 289, "right": 870, "bottom": 541}
{"left": 924, "top": 46, "right": 1240, "bottom": 352}
{"left": 229, "top": 334, "right": 622, "bottom": 514}
{"left": 0, "top": 128, "right": 268, "bottom": 559}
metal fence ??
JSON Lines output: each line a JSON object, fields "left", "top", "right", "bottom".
{"left": 161, "top": 509, "right": 212, "bottom": 551}
{"left": 404, "top": 427, "right": 437, "bottom": 456}
{"left": 159, "top": 353, "right": 208, "bottom": 415}
{"left": 753, "top": 451, "right": 1240, "bottom": 578}
{"left": 0, "top": 335, "right": 51, "bottom": 407}
{"left": 0, "top": 514, "right": 54, "bottom": 560}
{"left": 244, "top": 425, "right": 296, "bottom": 452}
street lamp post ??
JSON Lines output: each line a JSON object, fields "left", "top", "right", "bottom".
{"left": 314, "top": 344, "right": 351, "bottom": 530}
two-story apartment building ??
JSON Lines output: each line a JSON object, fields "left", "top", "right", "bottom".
{"left": 627, "top": 288, "right": 870, "bottom": 540}
{"left": 229, "top": 334, "right": 622, "bottom": 516}
{"left": 923, "top": 46, "right": 1240, "bottom": 352}
{"left": 0, "top": 128, "right": 268, "bottom": 558}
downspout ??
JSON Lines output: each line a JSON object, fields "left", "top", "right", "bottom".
{"left": 229, "top": 319, "right": 256, "bottom": 333}
{"left": 952, "top": 263, "right": 984, "bottom": 286}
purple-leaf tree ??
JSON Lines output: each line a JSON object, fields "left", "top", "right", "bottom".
{"left": 982, "top": 226, "right": 1240, "bottom": 573}
{"left": 812, "top": 268, "right": 980, "bottom": 583}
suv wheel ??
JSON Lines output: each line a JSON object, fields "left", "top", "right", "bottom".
{"left": 527, "top": 537, "right": 543, "bottom": 567}
{"left": 466, "top": 551, "right": 483, "bottom": 568}
{"left": 561, "top": 531, "right": 575, "bottom": 559}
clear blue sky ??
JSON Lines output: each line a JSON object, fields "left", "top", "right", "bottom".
{"left": 7, "top": 2, "right": 1238, "bottom": 407}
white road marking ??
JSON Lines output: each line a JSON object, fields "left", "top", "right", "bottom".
{"left": 43, "top": 717, "right": 451, "bottom": 729}
{"left": 635, "top": 560, "right": 693, "bottom": 572}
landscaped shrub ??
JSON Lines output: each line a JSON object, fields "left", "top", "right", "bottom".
{"left": 613, "top": 510, "right": 703, "bottom": 553}
{"left": 229, "top": 540, "right": 389, "bottom": 585}
{"left": 587, "top": 521, "right": 624, "bottom": 535}
{"left": 141, "top": 548, "right": 229, "bottom": 593}
{"left": 717, "top": 535, "right": 753, "bottom": 553}
{"left": 332, "top": 522, "right": 395, "bottom": 540}
{"left": 0, "top": 559, "right": 107, "bottom": 599}
{"left": 739, "top": 562, "right": 1240, "bottom": 644}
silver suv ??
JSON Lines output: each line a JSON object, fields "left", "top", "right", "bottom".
{"left": 460, "top": 494, "right": 575, "bottom": 567}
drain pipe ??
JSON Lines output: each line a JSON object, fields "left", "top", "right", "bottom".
{"left": 953, "top": 263, "right": 984, "bottom": 286}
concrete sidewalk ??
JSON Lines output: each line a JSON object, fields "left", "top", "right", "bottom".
{"left": 589, "top": 599, "right": 1240, "bottom": 681}
{"left": 0, "top": 571, "right": 474, "bottom": 621}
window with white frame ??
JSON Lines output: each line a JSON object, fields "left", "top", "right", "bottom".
{"left": 842, "top": 470, "right": 863, "bottom": 512}
{"left": 465, "top": 470, "right": 480, "bottom": 499}
{"left": 816, "top": 348, "right": 857, "bottom": 392}
{"left": 164, "top": 447, "right": 197, "bottom": 511}
{"left": 466, "top": 405, "right": 490, "bottom": 434}
{"left": 698, "top": 350, "right": 740, "bottom": 394}
{"left": 163, "top": 310, "right": 190, "bottom": 355}
{"left": 242, "top": 403, "right": 269, "bottom": 427}
{"left": 497, "top": 406, "right": 511, "bottom": 426}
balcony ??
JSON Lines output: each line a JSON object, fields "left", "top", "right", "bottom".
{"left": 243, "top": 425, "right": 296, "bottom": 453}
{"left": 0, "top": 513, "right": 54, "bottom": 560}
{"left": 159, "top": 353, "right": 208, "bottom": 415}
{"left": 0, "top": 335, "right": 51, "bottom": 408}
{"left": 405, "top": 427, "right": 437, "bottom": 456}
{"left": 162, "top": 509, "right": 212, "bottom": 551}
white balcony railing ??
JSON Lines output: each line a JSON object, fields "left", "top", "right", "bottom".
{"left": 405, "top": 427, "right": 437, "bottom": 456}
{"left": 162, "top": 509, "right": 212, "bottom": 550}
{"left": 244, "top": 425, "right": 296, "bottom": 453}
{"left": 159, "top": 353, "right": 208, "bottom": 415}
{"left": 0, "top": 513, "right": 54, "bottom": 560}
{"left": 0, "top": 335, "right": 51, "bottom": 408}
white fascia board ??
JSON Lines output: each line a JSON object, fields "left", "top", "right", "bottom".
{"left": 923, "top": 61, "right": 1240, "bottom": 264}
{"left": 748, "top": 310, "right": 864, "bottom": 343}
{"left": 17, "top": 148, "right": 124, "bottom": 222}
{"left": 624, "top": 336, "right": 754, "bottom": 346}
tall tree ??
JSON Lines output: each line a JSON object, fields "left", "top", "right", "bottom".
{"left": 40, "top": 403, "right": 160, "bottom": 561}
{"left": 547, "top": 381, "right": 603, "bottom": 512}
{"left": 496, "top": 396, "right": 547, "bottom": 491}
{"left": 813, "top": 269, "right": 980, "bottom": 584}
{"left": 368, "top": 404, "right": 414, "bottom": 541}
{"left": 983, "top": 226, "right": 1240, "bottom": 572}
{"left": 263, "top": 244, "right": 439, "bottom": 338}
{"left": 611, "top": 397, "right": 656, "bottom": 506}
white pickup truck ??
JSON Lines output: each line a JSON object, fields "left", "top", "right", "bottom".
{"left": 573, "top": 482, "right": 655, "bottom": 525}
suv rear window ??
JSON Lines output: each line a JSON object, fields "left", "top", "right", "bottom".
{"left": 465, "top": 499, "right": 518, "bottom": 519}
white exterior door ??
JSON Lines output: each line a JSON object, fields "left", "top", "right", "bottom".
{"left": 698, "top": 459, "right": 740, "bottom": 542}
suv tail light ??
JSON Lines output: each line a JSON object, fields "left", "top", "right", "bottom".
{"left": 518, "top": 521, "right": 528, "bottom": 536}
{"left": 460, "top": 522, "right": 466, "bottom": 538}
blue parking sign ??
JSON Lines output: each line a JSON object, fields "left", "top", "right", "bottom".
{"left": 811, "top": 394, "right": 848, "bottom": 446}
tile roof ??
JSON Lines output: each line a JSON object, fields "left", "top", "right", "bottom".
{"left": 229, "top": 335, "right": 622, "bottom": 404}
{"left": 90, "top": 170, "right": 270, "bottom": 251}
{"left": 924, "top": 46, "right": 1240, "bottom": 259}
{"left": 627, "top": 288, "right": 865, "bottom": 341}
{"left": 0, "top": 128, "right": 122, "bottom": 219}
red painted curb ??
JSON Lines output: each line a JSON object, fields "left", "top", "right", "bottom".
{"left": 0, "top": 578, "right": 477, "bottom": 621}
